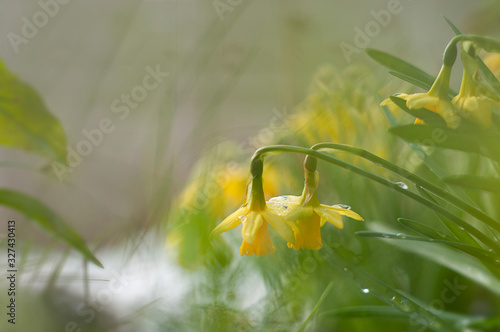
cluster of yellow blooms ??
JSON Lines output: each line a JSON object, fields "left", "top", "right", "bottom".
{"left": 291, "top": 65, "right": 394, "bottom": 160}
{"left": 210, "top": 156, "right": 363, "bottom": 256}
{"left": 382, "top": 40, "right": 500, "bottom": 129}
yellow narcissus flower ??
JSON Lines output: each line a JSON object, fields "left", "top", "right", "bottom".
{"left": 269, "top": 193, "right": 363, "bottom": 250}
{"left": 210, "top": 201, "right": 293, "bottom": 256}
{"left": 381, "top": 65, "right": 461, "bottom": 128}
{"left": 451, "top": 73, "right": 500, "bottom": 128}
{"left": 269, "top": 158, "right": 363, "bottom": 250}
{"left": 210, "top": 159, "right": 294, "bottom": 256}
{"left": 451, "top": 47, "right": 500, "bottom": 128}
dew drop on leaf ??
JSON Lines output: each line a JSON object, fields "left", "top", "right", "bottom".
{"left": 395, "top": 181, "right": 408, "bottom": 189}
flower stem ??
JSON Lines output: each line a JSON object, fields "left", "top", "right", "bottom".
{"left": 249, "top": 157, "right": 266, "bottom": 211}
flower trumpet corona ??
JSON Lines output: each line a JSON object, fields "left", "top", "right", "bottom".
{"left": 269, "top": 156, "right": 363, "bottom": 250}
{"left": 452, "top": 43, "right": 500, "bottom": 128}
{"left": 210, "top": 158, "right": 294, "bottom": 256}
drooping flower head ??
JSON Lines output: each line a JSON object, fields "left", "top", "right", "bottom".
{"left": 269, "top": 156, "right": 363, "bottom": 250}
{"left": 381, "top": 42, "right": 462, "bottom": 128}
{"left": 210, "top": 158, "right": 294, "bottom": 256}
{"left": 452, "top": 42, "right": 500, "bottom": 128}
{"left": 381, "top": 64, "right": 461, "bottom": 128}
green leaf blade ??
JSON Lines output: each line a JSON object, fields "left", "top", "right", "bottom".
{"left": 366, "top": 48, "right": 435, "bottom": 87}
{"left": 0, "top": 189, "right": 103, "bottom": 268}
{"left": 388, "top": 124, "right": 500, "bottom": 160}
{"left": 0, "top": 59, "right": 67, "bottom": 163}
{"left": 442, "top": 175, "right": 500, "bottom": 192}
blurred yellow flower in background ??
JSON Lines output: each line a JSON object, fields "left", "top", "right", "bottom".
{"left": 290, "top": 65, "right": 395, "bottom": 160}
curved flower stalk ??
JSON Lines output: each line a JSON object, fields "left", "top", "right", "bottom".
{"left": 452, "top": 42, "right": 500, "bottom": 128}
{"left": 269, "top": 156, "right": 363, "bottom": 250}
{"left": 210, "top": 158, "right": 294, "bottom": 256}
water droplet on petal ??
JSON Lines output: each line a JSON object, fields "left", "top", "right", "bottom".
{"left": 269, "top": 195, "right": 290, "bottom": 204}
{"left": 395, "top": 181, "right": 408, "bottom": 189}
{"left": 333, "top": 204, "right": 351, "bottom": 210}
{"left": 238, "top": 215, "right": 247, "bottom": 223}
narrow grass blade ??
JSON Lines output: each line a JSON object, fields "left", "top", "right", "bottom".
{"left": 297, "top": 281, "right": 334, "bottom": 332}
{"left": 366, "top": 49, "right": 435, "bottom": 87}
{"left": 389, "top": 125, "right": 500, "bottom": 160}
{"left": 321, "top": 247, "right": 455, "bottom": 331}
{"left": 320, "top": 305, "right": 407, "bottom": 320}
{"left": 364, "top": 222, "right": 500, "bottom": 295}
{"left": 415, "top": 186, "right": 479, "bottom": 247}
{"left": 442, "top": 175, "right": 500, "bottom": 193}
{"left": 357, "top": 231, "right": 500, "bottom": 267}
{"left": 397, "top": 218, "right": 456, "bottom": 241}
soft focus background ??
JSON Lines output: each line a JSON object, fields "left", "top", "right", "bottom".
{"left": 1, "top": 1, "right": 500, "bottom": 331}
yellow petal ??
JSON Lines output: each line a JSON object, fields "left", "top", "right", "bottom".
{"left": 380, "top": 97, "right": 392, "bottom": 106}
{"left": 284, "top": 205, "right": 314, "bottom": 222}
{"left": 288, "top": 213, "right": 322, "bottom": 250}
{"left": 239, "top": 222, "right": 275, "bottom": 256}
{"left": 210, "top": 206, "right": 247, "bottom": 238}
{"left": 267, "top": 195, "right": 301, "bottom": 216}
{"left": 262, "top": 210, "right": 294, "bottom": 243}
{"left": 314, "top": 206, "right": 344, "bottom": 229}
{"left": 380, "top": 93, "right": 411, "bottom": 106}
{"left": 436, "top": 100, "right": 461, "bottom": 129}
{"left": 406, "top": 93, "right": 437, "bottom": 110}
{"left": 324, "top": 205, "right": 364, "bottom": 221}
{"left": 414, "top": 118, "right": 425, "bottom": 125}
{"left": 241, "top": 211, "right": 264, "bottom": 244}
